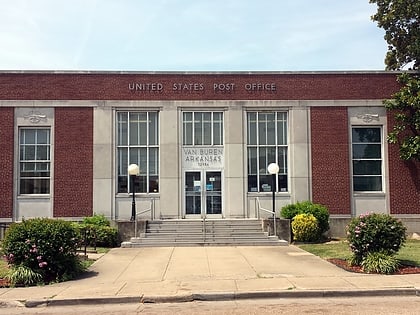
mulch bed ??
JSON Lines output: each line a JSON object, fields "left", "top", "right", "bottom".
{"left": 328, "top": 258, "right": 420, "bottom": 274}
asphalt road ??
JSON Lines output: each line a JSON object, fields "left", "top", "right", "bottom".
{"left": 1, "top": 296, "right": 419, "bottom": 315}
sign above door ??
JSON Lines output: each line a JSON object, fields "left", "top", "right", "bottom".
{"left": 182, "top": 147, "right": 224, "bottom": 169}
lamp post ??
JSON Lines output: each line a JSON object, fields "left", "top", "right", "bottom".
{"left": 128, "top": 164, "right": 139, "bottom": 221}
{"left": 267, "top": 162, "right": 279, "bottom": 236}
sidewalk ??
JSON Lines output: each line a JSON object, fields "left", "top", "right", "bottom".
{"left": 0, "top": 245, "right": 419, "bottom": 307}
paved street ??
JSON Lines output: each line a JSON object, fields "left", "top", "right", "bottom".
{"left": 2, "top": 296, "right": 420, "bottom": 315}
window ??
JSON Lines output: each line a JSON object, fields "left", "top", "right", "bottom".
{"left": 247, "top": 112, "right": 288, "bottom": 192}
{"left": 117, "top": 112, "right": 159, "bottom": 193}
{"left": 183, "top": 112, "right": 223, "bottom": 145}
{"left": 19, "top": 128, "right": 51, "bottom": 194}
{"left": 351, "top": 127, "right": 383, "bottom": 192}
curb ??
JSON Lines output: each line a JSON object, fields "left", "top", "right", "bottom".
{"left": 24, "top": 296, "right": 142, "bottom": 308}
{"left": 19, "top": 287, "right": 418, "bottom": 307}
{"left": 143, "top": 288, "right": 419, "bottom": 303}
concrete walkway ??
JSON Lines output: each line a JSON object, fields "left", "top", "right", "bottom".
{"left": 0, "top": 246, "right": 419, "bottom": 307}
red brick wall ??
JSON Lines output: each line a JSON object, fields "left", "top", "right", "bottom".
{"left": 0, "top": 108, "right": 14, "bottom": 219}
{"left": 0, "top": 72, "right": 400, "bottom": 101}
{"left": 54, "top": 108, "right": 93, "bottom": 217}
{"left": 387, "top": 115, "right": 420, "bottom": 214}
{"left": 311, "top": 107, "right": 351, "bottom": 215}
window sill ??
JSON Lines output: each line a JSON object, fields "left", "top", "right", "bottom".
{"left": 17, "top": 194, "right": 51, "bottom": 199}
{"left": 247, "top": 192, "right": 290, "bottom": 196}
{"left": 115, "top": 193, "right": 160, "bottom": 198}
{"left": 353, "top": 192, "right": 386, "bottom": 197}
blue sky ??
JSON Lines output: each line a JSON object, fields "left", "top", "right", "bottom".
{"left": 0, "top": 0, "right": 388, "bottom": 71}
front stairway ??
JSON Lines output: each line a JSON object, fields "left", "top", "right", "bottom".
{"left": 121, "top": 219, "right": 288, "bottom": 247}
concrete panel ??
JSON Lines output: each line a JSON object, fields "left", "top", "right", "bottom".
{"left": 93, "top": 178, "right": 113, "bottom": 219}
{"left": 93, "top": 107, "right": 113, "bottom": 219}
{"left": 93, "top": 106, "right": 113, "bottom": 145}
{"left": 93, "top": 144, "right": 112, "bottom": 178}
{"left": 15, "top": 107, "right": 54, "bottom": 126}
{"left": 289, "top": 107, "right": 309, "bottom": 144}
{"left": 16, "top": 197, "right": 51, "bottom": 220}
{"left": 115, "top": 196, "right": 158, "bottom": 220}
{"left": 288, "top": 107, "right": 310, "bottom": 203}
{"left": 160, "top": 109, "right": 178, "bottom": 145}
{"left": 224, "top": 177, "right": 245, "bottom": 218}
{"left": 160, "top": 143, "right": 180, "bottom": 178}
{"left": 291, "top": 143, "right": 310, "bottom": 178}
{"left": 224, "top": 143, "right": 243, "bottom": 178}
{"left": 348, "top": 106, "right": 386, "bottom": 125}
{"left": 159, "top": 177, "right": 180, "bottom": 219}
{"left": 329, "top": 217, "right": 352, "bottom": 238}
{"left": 224, "top": 109, "right": 243, "bottom": 144}
{"left": 353, "top": 195, "right": 387, "bottom": 216}
{"left": 290, "top": 177, "right": 310, "bottom": 203}
{"left": 247, "top": 195, "right": 291, "bottom": 219}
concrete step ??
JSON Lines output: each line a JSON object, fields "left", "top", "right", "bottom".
{"left": 121, "top": 219, "right": 287, "bottom": 247}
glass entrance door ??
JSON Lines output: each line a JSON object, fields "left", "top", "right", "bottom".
{"left": 185, "top": 171, "right": 202, "bottom": 215}
{"left": 185, "top": 171, "right": 222, "bottom": 217}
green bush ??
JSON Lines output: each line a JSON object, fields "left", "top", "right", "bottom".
{"left": 77, "top": 214, "right": 118, "bottom": 247}
{"left": 360, "top": 251, "right": 400, "bottom": 274}
{"left": 2, "top": 218, "right": 84, "bottom": 285}
{"left": 346, "top": 212, "right": 407, "bottom": 265}
{"left": 281, "top": 201, "right": 330, "bottom": 238}
{"left": 82, "top": 213, "right": 110, "bottom": 226}
{"left": 291, "top": 213, "right": 319, "bottom": 242}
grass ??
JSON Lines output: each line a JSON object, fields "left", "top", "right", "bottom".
{"left": 297, "top": 239, "right": 420, "bottom": 266}
{"left": 0, "top": 258, "right": 9, "bottom": 278}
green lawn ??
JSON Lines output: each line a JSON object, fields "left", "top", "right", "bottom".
{"left": 297, "top": 239, "right": 420, "bottom": 266}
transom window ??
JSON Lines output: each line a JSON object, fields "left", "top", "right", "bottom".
{"left": 19, "top": 128, "right": 51, "bottom": 194}
{"left": 183, "top": 112, "right": 223, "bottom": 146}
{"left": 351, "top": 127, "right": 383, "bottom": 192}
{"left": 247, "top": 112, "right": 288, "bottom": 192}
{"left": 117, "top": 112, "right": 159, "bottom": 193}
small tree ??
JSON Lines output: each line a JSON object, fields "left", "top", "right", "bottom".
{"left": 370, "top": 0, "right": 420, "bottom": 161}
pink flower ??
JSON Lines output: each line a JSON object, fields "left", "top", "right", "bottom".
{"left": 39, "top": 261, "right": 48, "bottom": 268}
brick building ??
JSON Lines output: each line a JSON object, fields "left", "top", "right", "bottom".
{"left": 0, "top": 71, "right": 419, "bottom": 236}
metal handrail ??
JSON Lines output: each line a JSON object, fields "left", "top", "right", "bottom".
{"left": 202, "top": 217, "right": 206, "bottom": 242}
{"left": 255, "top": 197, "right": 276, "bottom": 236}
{"left": 134, "top": 198, "right": 155, "bottom": 238}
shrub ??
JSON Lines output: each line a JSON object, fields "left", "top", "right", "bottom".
{"left": 2, "top": 218, "right": 84, "bottom": 285}
{"left": 346, "top": 212, "right": 407, "bottom": 265}
{"left": 291, "top": 213, "right": 319, "bottom": 242}
{"left": 94, "top": 226, "right": 118, "bottom": 247}
{"left": 360, "top": 251, "right": 400, "bottom": 274}
{"left": 82, "top": 213, "right": 110, "bottom": 227}
{"left": 281, "top": 201, "right": 330, "bottom": 238}
{"left": 77, "top": 214, "right": 118, "bottom": 247}
{"left": 280, "top": 203, "right": 301, "bottom": 220}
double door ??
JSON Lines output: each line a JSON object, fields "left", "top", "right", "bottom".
{"left": 185, "top": 171, "right": 222, "bottom": 218}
